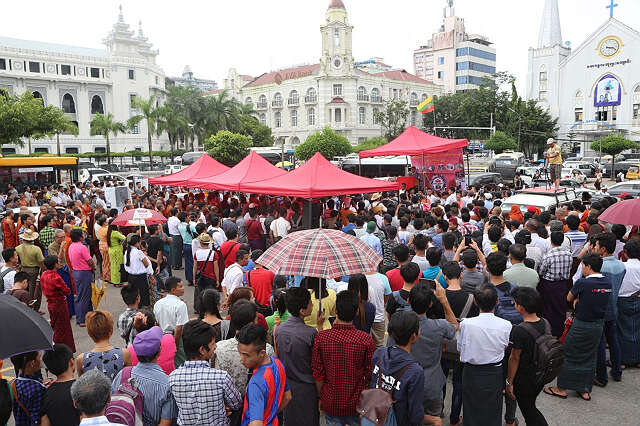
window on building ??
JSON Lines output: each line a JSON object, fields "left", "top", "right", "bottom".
{"left": 438, "top": 57, "right": 444, "bottom": 65}
{"left": 29, "top": 61, "right": 40, "bottom": 73}
{"left": 61, "top": 64, "right": 71, "bottom": 75}
{"left": 62, "top": 93, "right": 76, "bottom": 113}
{"left": 393, "top": 89, "right": 398, "bottom": 99}
{"left": 334, "top": 28, "right": 340, "bottom": 47}
{"left": 91, "top": 95, "right": 104, "bottom": 115}
{"left": 411, "top": 110, "right": 417, "bottom": 126}
{"left": 357, "top": 86, "right": 368, "bottom": 101}
{"left": 371, "top": 88, "right": 381, "bottom": 102}
{"left": 335, "top": 109, "right": 342, "bottom": 123}
{"left": 94, "top": 147, "right": 106, "bottom": 153}
{"left": 130, "top": 94, "right": 137, "bottom": 108}
{"left": 275, "top": 111, "right": 281, "bottom": 128}
{"left": 1, "top": 148, "right": 16, "bottom": 155}
{"left": 333, "top": 84, "right": 343, "bottom": 97}
{"left": 455, "top": 47, "right": 496, "bottom": 61}
{"left": 34, "top": 147, "right": 48, "bottom": 153}
{"left": 128, "top": 69, "right": 135, "bottom": 80}
{"left": 373, "top": 107, "right": 379, "bottom": 124}
{"left": 0, "top": 58, "right": 6, "bottom": 70}
{"left": 635, "top": 85, "right": 640, "bottom": 93}
{"left": 410, "top": 92, "right": 418, "bottom": 105}
{"left": 421, "top": 93, "right": 428, "bottom": 101}
{"left": 291, "top": 109, "right": 297, "bottom": 127}
{"left": 245, "top": 97, "right": 253, "bottom": 105}
{"left": 359, "top": 107, "right": 366, "bottom": 125}
{"left": 634, "top": 104, "right": 640, "bottom": 119}
{"left": 437, "top": 71, "right": 444, "bottom": 79}
{"left": 259, "top": 113, "right": 266, "bottom": 126}
{"left": 306, "top": 87, "right": 317, "bottom": 103}
{"left": 258, "top": 94, "right": 267, "bottom": 107}
{"left": 90, "top": 67, "right": 100, "bottom": 78}
{"left": 273, "top": 93, "right": 283, "bottom": 107}
{"left": 575, "top": 108, "right": 583, "bottom": 122}
{"left": 538, "top": 91, "right": 548, "bottom": 102}
{"left": 32, "top": 91, "right": 43, "bottom": 101}
{"left": 65, "top": 147, "right": 79, "bottom": 154}
{"left": 155, "top": 76, "right": 158, "bottom": 85}
{"left": 289, "top": 90, "right": 299, "bottom": 105}
{"left": 308, "top": 107, "right": 315, "bottom": 126}
{"left": 131, "top": 123, "right": 139, "bottom": 134}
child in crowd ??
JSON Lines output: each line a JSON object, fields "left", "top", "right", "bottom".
{"left": 117, "top": 284, "right": 140, "bottom": 345}
{"left": 10, "top": 351, "right": 46, "bottom": 426}
{"left": 41, "top": 344, "right": 81, "bottom": 426}
{"left": 153, "top": 277, "right": 189, "bottom": 368}
{"left": 40, "top": 256, "right": 75, "bottom": 352}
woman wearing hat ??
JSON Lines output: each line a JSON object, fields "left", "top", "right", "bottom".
{"left": 192, "top": 233, "right": 220, "bottom": 313}
{"left": 15, "top": 228, "right": 45, "bottom": 313}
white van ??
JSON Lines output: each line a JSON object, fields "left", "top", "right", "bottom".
{"left": 164, "top": 164, "right": 184, "bottom": 175}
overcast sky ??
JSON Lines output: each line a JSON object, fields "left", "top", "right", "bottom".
{"left": 3, "top": 0, "right": 638, "bottom": 94}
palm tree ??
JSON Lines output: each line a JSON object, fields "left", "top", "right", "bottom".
{"left": 204, "top": 89, "right": 241, "bottom": 137}
{"left": 90, "top": 113, "right": 126, "bottom": 165}
{"left": 129, "top": 95, "right": 160, "bottom": 167}
{"left": 156, "top": 105, "right": 189, "bottom": 163}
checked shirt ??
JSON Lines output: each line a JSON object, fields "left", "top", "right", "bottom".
{"left": 539, "top": 246, "right": 572, "bottom": 282}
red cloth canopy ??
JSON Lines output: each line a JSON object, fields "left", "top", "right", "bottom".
{"left": 186, "top": 151, "right": 287, "bottom": 191}
{"left": 240, "top": 152, "right": 400, "bottom": 198}
{"left": 148, "top": 154, "right": 230, "bottom": 186}
{"left": 358, "top": 126, "right": 468, "bottom": 158}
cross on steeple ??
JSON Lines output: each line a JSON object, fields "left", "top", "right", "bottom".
{"left": 606, "top": 0, "right": 618, "bottom": 18}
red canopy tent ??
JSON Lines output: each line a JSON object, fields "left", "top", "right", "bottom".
{"left": 240, "top": 152, "right": 400, "bottom": 198}
{"left": 185, "top": 151, "right": 287, "bottom": 191}
{"left": 358, "top": 126, "right": 467, "bottom": 158}
{"left": 148, "top": 154, "right": 230, "bottom": 186}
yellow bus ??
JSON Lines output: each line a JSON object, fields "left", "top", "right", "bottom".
{"left": 0, "top": 156, "right": 78, "bottom": 191}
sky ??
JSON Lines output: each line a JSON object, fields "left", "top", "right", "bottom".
{"left": 2, "top": 0, "right": 638, "bottom": 94}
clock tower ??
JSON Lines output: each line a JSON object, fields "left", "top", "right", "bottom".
{"left": 320, "top": 0, "right": 354, "bottom": 76}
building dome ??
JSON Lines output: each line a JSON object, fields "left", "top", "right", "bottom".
{"left": 328, "top": 0, "right": 345, "bottom": 9}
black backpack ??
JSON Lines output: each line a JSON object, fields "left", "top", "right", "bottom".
{"left": 520, "top": 319, "right": 564, "bottom": 386}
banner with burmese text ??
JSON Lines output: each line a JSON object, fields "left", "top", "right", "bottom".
{"left": 411, "top": 149, "right": 465, "bottom": 192}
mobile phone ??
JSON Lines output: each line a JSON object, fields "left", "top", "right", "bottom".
{"left": 464, "top": 235, "right": 472, "bottom": 246}
{"left": 419, "top": 278, "right": 436, "bottom": 290}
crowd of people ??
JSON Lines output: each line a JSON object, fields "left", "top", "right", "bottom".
{"left": 1, "top": 175, "right": 640, "bottom": 426}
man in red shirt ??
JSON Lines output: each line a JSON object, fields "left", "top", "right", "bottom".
{"left": 246, "top": 207, "right": 266, "bottom": 251}
{"left": 245, "top": 250, "right": 275, "bottom": 313}
{"left": 385, "top": 245, "right": 423, "bottom": 291}
{"left": 40, "top": 255, "right": 76, "bottom": 352}
{"left": 220, "top": 228, "right": 242, "bottom": 268}
{"left": 312, "top": 291, "right": 376, "bottom": 425}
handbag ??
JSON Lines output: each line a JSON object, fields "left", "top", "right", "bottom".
{"left": 357, "top": 359, "right": 411, "bottom": 426}
{"left": 195, "top": 248, "right": 215, "bottom": 286}
{"left": 559, "top": 314, "right": 574, "bottom": 343}
{"left": 91, "top": 278, "right": 106, "bottom": 309}
{"left": 120, "top": 263, "right": 129, "bottom": 283}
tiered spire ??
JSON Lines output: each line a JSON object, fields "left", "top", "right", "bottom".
{"left": 538, "top": 0, "right": 563, "bottom": 48}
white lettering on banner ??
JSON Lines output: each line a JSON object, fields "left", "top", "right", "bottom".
{"left": 133, "top": 208, "right": 153, "bottom": 220}
{"left": 17, "top": 167, "right": 53, "bottom": 173}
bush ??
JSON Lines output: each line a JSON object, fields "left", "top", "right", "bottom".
{"left": 295, "top": 127, "right": 352, "bottom": 161}
{"left": 353, "top": 137, "right": 387, "bottom": 153}
{"left": 205, "top": 130, "right": 251, "bottom": 166}
{"left": 484, "top": 131, "right": 517, "bottom": 154}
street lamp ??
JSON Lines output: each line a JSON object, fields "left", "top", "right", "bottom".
{"left": 507, "top": 106, "right": 522, "bottom": 152}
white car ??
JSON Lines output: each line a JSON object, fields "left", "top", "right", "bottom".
{"left": 500, "top": 187, "right": 581, "bottom": 213}
{"left": 79, "top": 168, "right": 109, "bottom": 183}
{"left": 561, "top": 168, "right": 586, "bottom": 180}
{"left": 90, "top": 173, "right": 130, "bottom": 186}
{"left": 164, "top": 164, "right": 184, "bottom": 175}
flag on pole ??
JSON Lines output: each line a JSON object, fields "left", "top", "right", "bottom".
{"left": 417, "top": 95, "right": 434, "bottom": 114}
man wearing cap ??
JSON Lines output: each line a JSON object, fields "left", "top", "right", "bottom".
{"left": 112, "top": 326, "right": 178, "bottom": 425}
{"left": 360, "top": 221, "right": 382, "bottom": 256}
{"left": 545, "top": 138, "right": 562, "bottom": 191}
{"left": 15, "top": 228, "right": 45, "bottom": 312}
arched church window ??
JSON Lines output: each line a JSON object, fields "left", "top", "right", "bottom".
{"left": 334, "top": 28, "right": 340, "bottom": 47}
{"left": 62, "top": 93, "right": 76, "bottom": 113}
{"left": 91, "top": 95, "right": 104, "bottom": 114}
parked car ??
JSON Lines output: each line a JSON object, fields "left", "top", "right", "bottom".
{"left": 604, "top": 180, "right": 640, "bottom": 198}
{"left": 164, "top": 164, "right": 184, "bottom": 175}
{"left": 468, "top": 172, "right": 504, "bottom": 187}
{"left": 79, "top": 168, "right": 109, "bottom": 183}
{"left": 563, "top": 161, "right": 594, "bottom": 177}
{"left": 501, "top": 187, "right": 582, "bottom": 213}
{"left": 625, "top": 164, "right": 640, "bottom": 180}
{"left": 561, "top": 168, "right": 587, "bottom": 180}
{"left": 487, "top": 151, "right": 526, "bottom": 181}
{"left": 90, "top": 173, "right": 130, "bottom": 186}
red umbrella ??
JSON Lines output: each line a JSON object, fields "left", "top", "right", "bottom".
{"left": 598, "top": 199, "right": 640, "bottom": 226}
{"left": 112, "top": 208, "right": 167, "bottom": 227}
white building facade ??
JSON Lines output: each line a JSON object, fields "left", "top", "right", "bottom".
{"left": 222, "top": 0, "right": 442, "bottom": 147}
{"left": 413, "top": 0, "right": 496, "bottom": 93}
{"left": 527, "top": 0, "right": 640, "bottom": 154}
{"left": 0, "top": 6, "right": 168, "bottom": 155}
{"left": 167, "top": 65, "right": 217, "bottom": 93}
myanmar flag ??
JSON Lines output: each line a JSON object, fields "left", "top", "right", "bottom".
{"left": 417, "top": 95, "right": 434, "bottom": 114}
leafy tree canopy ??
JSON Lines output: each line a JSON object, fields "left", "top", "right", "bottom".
{"left": 295, "top": 127, "right": 352, "bottom": 161}
{"left": 590, "top": 133, "right": 637, "bottom": 155}
{"left": 374, "top": 100, "right": 410, "bottom": 141}
{"left": 237, "top": 114, "right": 274, "bottom": 147}
{"left": 205, "top": 130, "right": 251, "bottom": 166}
{"left": 483, "top": 131, "right": 517, "bottom": 154}
{"left": 0, "top": 90, "right": 53, "bottom": 146}
{"left": 353, "top": 137, "right": 387, "bottom": 153}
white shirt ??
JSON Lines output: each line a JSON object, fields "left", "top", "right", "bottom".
{"left": 153, "top": 294, "right": 189, "bottom": 334}
{"left": 445, "top": 193, "right": 457, "bottom": 205}
{"left": 365, "top": 273, "right": 392, "bottom": 323}
{"left": 458, "top": 312, "right": 512, "bottom": 365}
{"left": 530, "top": 233, "right": 551, "bottom": 255}
{"left": 208, "top": 226, "right": 227, "bottom": 248}
{"left": 221, "top": 263, "right": 244, "bottom": 294}
{"left": 124, "top": 247, "right": 149, "bottom": 275}
{"left": 526, "top": 245, "right": 543, "bottom": 272}
{"left": 270, "top": 217, "right": 291, "bottom": 239}
{"left": 619, "top": 258, "right": 640, "bottom": 297}
{"left": 79, "top": 416, "right": 125, "bottom": 425}
{"left": 50, "top": 194, "right": 63, "bottom": 205}
{"left": 411, "top": 255, "right": 429, "bottom": 272}
{"left": 1, "top": 266, "right": 17, "bottom": 292}
{"left": 167, "top": 216, "right": 181, "bottom": 235}
{"left": 96, "top": 198, "right": 108, "bottom": 209}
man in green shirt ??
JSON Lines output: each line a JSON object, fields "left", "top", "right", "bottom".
{"left": 16, "top": 229, "right": 45, "bottom": 312}
{"left": 503, "top": 244, "right": 540, "bottom": 289}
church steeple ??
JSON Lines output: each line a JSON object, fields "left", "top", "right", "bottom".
{"left": 538, "top": 0, "right": 563, "bottom": 48}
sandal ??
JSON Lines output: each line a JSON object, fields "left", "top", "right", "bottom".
{"left": 578, "top": 392, "right": 591, "bottom": 401}
{"left": 593, "top": 379, "right": 607, "bottom": 388}
{"left": 543, "top": 387, "right": 568, "bottom": 399}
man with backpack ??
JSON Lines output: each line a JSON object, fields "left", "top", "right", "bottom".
{"left": 385, "top": 262, "right": 420, "bottom": 317}
{"left": 71, "top": 370, "right": 122, "bottom": 426}
{"left": 506, "top": 287, "right": 552, "bottom": 426}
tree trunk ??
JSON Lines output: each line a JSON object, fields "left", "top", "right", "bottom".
{"left": 56, "top": 133, "right": 61, "bottom": 156}
{"left": 148, "top": 127, "right": 153, "bottom": 169}
{"left": 169, "top": 135, "right": 175, "bottom": 164}
{"left": 28, "top": 137, "right": 32, "bottom": 155}
{"left": 106, "top": 133, "right": 111, "bottom": 166}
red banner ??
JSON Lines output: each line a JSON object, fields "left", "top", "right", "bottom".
{"left": 411, "top": 149, "right": 465, "bottom": 192}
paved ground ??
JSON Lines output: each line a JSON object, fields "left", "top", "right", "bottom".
{"left": 4, "top": 267, "right": 640, "bottom": 425}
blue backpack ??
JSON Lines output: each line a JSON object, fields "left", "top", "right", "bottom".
{"left": 494, "top": 282, "right": 523, "bottom": 324}
{"left": 392, "top": 291, "right": 412, "bottom": 312}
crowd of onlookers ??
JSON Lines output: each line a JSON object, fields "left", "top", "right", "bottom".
{"left": 1, "top": 179, "right": 640, "bottom": 426}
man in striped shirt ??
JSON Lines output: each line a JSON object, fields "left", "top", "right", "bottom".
{"left": 565, "top": 215, "right": 588, "bottom": 276}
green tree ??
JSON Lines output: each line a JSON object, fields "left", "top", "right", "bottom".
{"left": 295, "top": 127, "right": 352, "bottom": 161}
{"left": 90, "top": 113, "right": 127, "bottom": 165}
{"left": 591, "top": 133, "right": 637, "bottom": 178}
{"left": 129, "top": 95, "right": 161, "bottom": 166}
{"left": 0, "top": 90, "right": 48, "bottom": 147}
{"left": 166, "top": 85, "right": 201, "bottom": 151}
{"left": 353, "top": 137, "right": 387, "bottom": 153}
{"left": 205, "top": 130, "right": 251, "bottom": 166}
{"left": 484, "top": 131, "right": 517, "bottom": 153}
{"left": 156, "top": 105, "right": 189, "bottom": 163}
{"left": 35, "top": 105, "right": 78, "bottom": 155}
{"left": 237, "top": 114, "right": 274, "bottom": 147}
{"left": 374, "top": 100, "right": 410, "bottom": 140}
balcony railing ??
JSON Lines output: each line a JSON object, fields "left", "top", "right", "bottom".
{"left": 255, "top": 102, "right": 268, "bottom": 109}
{"left": 371, "top": 95, "right": 383, "bottom": 103}
{"left": 272, "top": 100, "right": 283, "bottom": 108}
{"left": 304, "top": 95, "right": 317, "bottom": 104}
{"left": 357, "top": 94, "right": 369, "bottom": 102}
{"left": 287, "top": 98, "right": 299, "bottom": 106}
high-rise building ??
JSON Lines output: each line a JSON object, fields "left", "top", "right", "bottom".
{"left": 413, "top": 0, "right": 496, "bottom": 93}
{"left": 167, "top": 65, "right": 218, "bottom": 92}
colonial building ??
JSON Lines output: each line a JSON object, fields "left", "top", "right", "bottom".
{"left": 0, "top": 6, "right": 168, "bottom": 155}
{"left": 527, "top": 0, "right": 640, "bottom": 154}
{"left": 167, "top": 65, "right": 218, "bottom": 92}
{"left": 222, "top": 0, "right": 442, "bottom": 147}
{"left": 413, "top": 0, "right": 496, "bottom": 93}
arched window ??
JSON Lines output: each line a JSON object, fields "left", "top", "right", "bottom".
{"left": 91, "top": 95, "right": 104, "bottom": 114}
{"left": 358, "top": 86, "right": 368, "bottom": 101}
{"left": 371, "top": 88, "right": 381, "bottom": 102}
{"left": 421, "top": 93, "right": 428, "bottom": 101}
{"left": 289, "top": 90, "right": 299, "bottom": 105}
{"left": 411, "top": 110, "right": 417, "bottom": 126}
{"left": 258, "top": 94, "right": 267, "bottom": 107}
{"left": 634, "top": 85, "right": 640, "bottom": 93}
{"left": 290, "top": 136, "right": 300, "bottom": 146}
{"left": 62, "top": 93, "right": 76, "bottom": 113}
{"left": 373, "top": 107, "right": 379, "bottom": 124}
{"left": 245, "top": 97, "right": 253, "bottom": 105}
{"left": 274, "top": 111, "right": 281, "bottom": 128}
{"left": 308, "top": 107, "right": 315, "bottom": 126}
{"left": 334, "top": 109, "right": 342, "bottom": 123}
{"left": 410, "top": 92, "right": 418, "bottom": 105}
{"left": 538, "top": 65, "right": 548, "bottom": 101}
{"left": 291, "top": 109, "right": 298, "bottom": 127}
{"left": 359, "top": 107, "right": 366, "bottom": 125}
{"left": 306, "top": 87, "right": 317, "bottom": 103}
{"left": 273, "top": 93, "right": 283, "bottom": 107}
{"left": 259, "top": 113, "right": 266, "bottom": 126}
{"left": 32, "top": 91, "right": 42, "bottom": 99}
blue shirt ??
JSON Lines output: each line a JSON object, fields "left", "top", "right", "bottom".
{"left": 341, "top": 224, "right": 356, "bottom": 233}
{"left": 600, "top": 256, "right": 626, "bottom": 320}
{"left": 178, "top": 222, "right": 197, "bottom": 245}
{"left": 360, "top": 233, "right": 382, "bottom": 255}
{"left": 423, "top": 266, "right": 448, "bottom": 288}
{"left": 432, "top": 233, "right": 444, "bottom": 251}
{"left": 12, "top": 374, "right": 46, "bottom": 426}
{"left": 241, "top": 357, "right": 290, "bottom": 426}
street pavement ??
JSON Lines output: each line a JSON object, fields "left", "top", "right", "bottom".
{"left": 4, "top": 267, "right": 639, "bottom": 425}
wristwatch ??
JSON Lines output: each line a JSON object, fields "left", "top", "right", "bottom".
{"left": 505, "top": 379, "right": 512, "bottom": 387}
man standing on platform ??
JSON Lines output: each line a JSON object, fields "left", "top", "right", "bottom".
{"left": 544, "top": 138, "right": 562, "bottom": 191}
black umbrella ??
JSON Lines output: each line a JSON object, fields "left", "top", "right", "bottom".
{"left": 0, "top": 294, "right": 53, "bottom": 359}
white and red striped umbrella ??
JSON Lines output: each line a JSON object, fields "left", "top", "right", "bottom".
{"left": 112, "top": 208, "right": 167, "bottom": 227}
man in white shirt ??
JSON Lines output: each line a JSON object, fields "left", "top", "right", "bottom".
{"left": 95, "top": 191, "right": 108, "bottom": 209}
{"left": 221, "top": 249, "right": 250, "bottom": 299}
{"left": 458, "top": 284, "right": 511, "bottom": 426}
{"left": 365, "top": 271, "right": 392, "bottom": 347}
{"left": 50, "top": 189, "right": 63, "bottom": 205}
{"left": 153, "top": 276, "right": 189, "bottom": 358}
{"left": 167, "top": 208, "right": 182, "bottom": 269}
{"left": 269, "top": 208, "right": 291, "bottom": 243}
{"left": 445, "top": 187, "right": 458, "bottom": 206}
{"left": 525, "top": 219, "right": 551, "bottom": 255}
{"left": 207, "top": 216, "right": 227, "bottom": 249}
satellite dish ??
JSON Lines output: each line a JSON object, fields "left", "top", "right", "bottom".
{"left": 565, "top": 41, "right": 572, "bottom": 47}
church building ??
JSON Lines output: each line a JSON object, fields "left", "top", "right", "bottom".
{"left": 527, "top": 0, "right": 640, "bottom": 155}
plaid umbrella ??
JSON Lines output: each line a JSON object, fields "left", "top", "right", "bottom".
{"left": 257, "top": 228, "right": 383, "bottom": 279}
